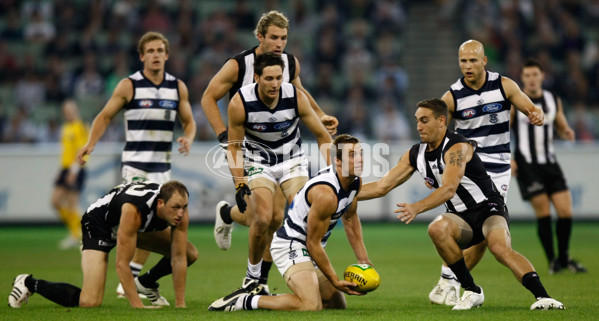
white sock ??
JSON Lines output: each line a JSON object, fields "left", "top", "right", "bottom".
{"left": 251, "top": 295, "right": 260, "bottom": 309}
{"left": 441, "top": 265, "right": 457, "bottom": 280}
{"left": 130, "top": 262, "right": 144, "bottom": 277}
{"left": 246, "top": 259, "right": 262, "bottom": 280}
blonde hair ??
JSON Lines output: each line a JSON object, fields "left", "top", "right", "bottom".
{"left": 254, "top": 10, "right": 289, "bottom": 38}
{"left": 138, "top": 31, "right": 170, "bottom": 55}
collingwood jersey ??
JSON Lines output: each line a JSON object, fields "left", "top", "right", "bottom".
{"left": 84, "top": 181, "right": 168, "bottom": 240}
{"left": 275, "top": 166, "right": 361, "bottom": 246}
{"left": 123, "top": 71, "right": 180, "bottom": 173}
{"left": 229, "top": 46, "right": 296, "bottom": 98}
{"left": 409, "top": 131, "right": 500, "bottom": 213}
{"left": 239, "top": 82, "right": 303, "bottom": 165}
{"left": 449, "top": 71, "right": 512, "bottom": 174}
{"left": 513, "top": 90, "right": 558, "bottom": 164}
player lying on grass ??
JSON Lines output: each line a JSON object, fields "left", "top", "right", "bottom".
{"left": 357, "top": 98, "right": 564, "bottom": 310}
{"left": 8, "top": 180, "right": 198, "bottom": 308}
{"left": 208, "top": 134, "right": 372, "bottom": 311}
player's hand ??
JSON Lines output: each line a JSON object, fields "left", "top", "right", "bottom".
{"left": 218, "top": 130, "right": 228, "bottom": 150}
{"left": 333, "top": 279, "right": 366, "bottom": 296}
{"left": 528, "top": 107, "right": 544, "bottom": 126}
{"left": 560, "top": 128, "right": 575, "bottom": 141}
{"left": 395, "top": 202, "right": 418, "bottom": 224}
{"left": 177, "top": 136, "right": 191, "bottom": 156}
{"left": 235, "top": 183, "right": 251, "bottom": 213}
{"left": 320, "top": 115, "right": 338, "bottom": 136}
{"left": 77, "top": 145, "right": 93, "bottom": 166}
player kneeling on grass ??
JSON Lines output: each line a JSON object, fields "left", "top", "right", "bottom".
{"left": 208, "top": 134, "right": 373, "bottom": 311}
{"left": 8, "top": 180, "right": 198, "bottom": 308}
{"left": 358, "top": 98, "right": 564, "bottom": 311}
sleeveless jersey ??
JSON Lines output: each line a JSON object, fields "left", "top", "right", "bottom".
{"left": 408, "top": 131, "right": 500, "bottom": 213}
{"left": 60, "top": 120, "right": 88, "bottom": 168}
{"left": 449, "top": 71, "right": 511, "bottom": 173}
{"left": 275, "top": 166, "right": 361, "bottom": 247}
{"left": 123, "top": 71, "right": 180, "bottom": 173}
{"left": 239, "top": 82, "right": 303, "bottom": 165}
{"left": 84, "top": 181, "right": 168, "bottom": 239}
{"left": 513, "top": 90, "right": 558, "bottom": 164}
{"left": 229, "top": 46, "right": 296, "bottom": 98}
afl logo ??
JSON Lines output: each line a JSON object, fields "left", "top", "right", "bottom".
{"left": 274, "top": 121, "right": 292, "bottom": 131}
{"left": 482, "top": 103, "right": 502, "bottom": 113}
{"left": 159, "top": 100, "right": 176, "bottom": 108}
{"left": 139, "top": 100, "right": 153, "bottom": 107}
{"left": 462, "top": 109, "right": 476, "bottom": 118}
{"left": 424, "top": 177, "right": 435, "bottom": 186}
{"left": 252, "top": 124, "right": 267, "bottom": 131}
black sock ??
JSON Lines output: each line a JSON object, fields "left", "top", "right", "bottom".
{"left": 259, "top": 261, "right": 272, "bottom": 284}
{"left": 138, "top": 257, "right": 171, "bottom": 288}
{"left": 448, "top": 258, "right": 480, "bottom": 293}
{"left": 25, "top": 275, "right": 81, "bottom": 307}
{"left": 536, "top": 216, "right": 555, "bottom": 263}
{"left": 522, "top": 271, "right": 549, "bottom": 299}
{"left": 243, "top": 294, "right": 256, "bottom": 310}
{"left": 556, "top": 218, "right": 572, "bottom": 266}
{"left": 221, "top": 204, "right": 233, "bottom": 224}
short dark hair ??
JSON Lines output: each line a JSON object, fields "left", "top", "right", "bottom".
{"left": 158, "top": 180, "right": 189, "bottom": 203}
{"left": 332, "top": 134, "right": 360, "bottom": 162}
{"left": 417, "top": 98, "right": 448, "bottom": 120}
{"left": 254, "top": 52, "right": 285, "bottom": 76}
{"left": 522, "top": 58, "right": 543, "bottom": 72}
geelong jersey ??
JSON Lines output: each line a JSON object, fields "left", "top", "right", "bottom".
{"left": 513, "top": 90, "right": 558, "bottom": 164}
{"left": 84, "top": 181, "right": 168, "bottom": 240}
{"left": 449, "top": 71, "right": 511, "bottom": 173}
{"left": 60, "top": 120, "right": 88, "bottom": 168}
{"left": 123, "top": 71, "right": 180, "bottom": 173}
{"left": 409, "top": 131, "right": 500, "bottom": 213}
{"left": 229, "top": 46, "right": 296, "bottom": 98}
{"left": 275, "top": 166, "right": 361, "bottom": 247}
{"left": 240, "top": 82, "right": 303, "bottom": 165}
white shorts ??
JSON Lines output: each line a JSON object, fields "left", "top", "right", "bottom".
{"left": 245, "top": 156, "right": 309, "bottom": 185}
{"left": 489, "top": 169, "right": 511, "bottom": 202}
{"left": 122, "top": 165, "right": 171, "bottom": 184}
{"left": 270, "top": 233, "right": 315, "bottom": 278}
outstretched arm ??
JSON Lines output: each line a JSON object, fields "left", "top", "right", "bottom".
{"left": 502, "top": 76, "right": 544, "bottom": 126}
{"left": 358, "top": 150, "right": 415, "bottom": 200}
{"left": 201, "top": 59, "right": 239, "bottom": 136}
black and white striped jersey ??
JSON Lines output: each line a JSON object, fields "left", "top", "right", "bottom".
{"left": 513, "top": 90, "right": 558, "bottom": 164}
{"left": 83, "top": 181, "right": 168, "bottom": 240}
{"left": 449, "top": 71, "right": 512, "bottom": 174}
{"left": 123, "top": 71, "right": 179, "bottom": 173}
{"left": 275, "top": 166, "right": 361, "bottom": 246}
{"left": 229, "top": 46, "right": 296, "bottom": 98}
{"left": 239, "top": 82, "right": 303, "bottom": 165}
{"left": 409, "top": 131, "right": 500, "bottom": 213}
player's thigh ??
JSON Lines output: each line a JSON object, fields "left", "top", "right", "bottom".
{"left": 550, "top": 190, "right": 573, "bottom": 218}
{"left": 285, "top": 263, "right": 322, "bottom": 309}
{"left": 280, "top": 176, "right": 309, "bottom": 203}
{"left": 80, "top": 250, "right": 109, "bottom": 305}
{"left": 51, "top": 186, "right": 67, "bottom": 207}
{"left": 529, "top": 193, "right": 551, "bottom": 217}
{"left": 249, "top": 183, "right": 276, "bottom": 222}
{"left": 430, "top": 213, "right": 472, "bottom": 248}
{"left": 482, "top": 216, "right": 512, "bottom": 254}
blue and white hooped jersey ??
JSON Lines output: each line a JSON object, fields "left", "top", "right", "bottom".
{"left": 514, "top": 90, "right": 558, "bottom": 164}
{"left": 275, "top": 166, "right": 361, "bottom": 247}
{"left": 123, "top": 71, "right": 179, "bottom": 173}
{"left": 449, "top": 71, "right": 511, "bottom": 174}
{"left": 239, "top": 82, "right": 303, "bottom": 166}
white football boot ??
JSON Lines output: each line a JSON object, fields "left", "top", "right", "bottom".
{"left": 117, "top": 282, "right": 147, "bottom": 299}
{"left": 452, "top": 287, "right": 484, "bottom": 310}
{"left": 8, "top": 274, "right": 33, "bottom": 308}
{"left": 530, "top": 297, "right": 565, "bottom": 310}
{"left": 134, "top": 277, "right": 169, "bottom": 306}
{"left": 429, "top": 277, "right": 461, "bottom": 306}
{"left": 214, "top": 201, "right": 233, "bottom": 250}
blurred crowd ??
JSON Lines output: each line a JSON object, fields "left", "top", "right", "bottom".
{"left": 0, "top": 0, "right": 597, "bottom": 144}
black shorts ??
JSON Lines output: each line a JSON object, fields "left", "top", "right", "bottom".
{"left": 54, "top": 168, "right": 86, "bottom": 192}
{"left": 81, "top": 214, "right": 116, "bottom": 253}
{"left": 454, "top": 197, "right": 510, "bottom": 248}
{"left": 515, "top": 156, "right": 568, "bottom": 200}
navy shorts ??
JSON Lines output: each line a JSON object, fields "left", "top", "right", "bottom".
{"left": 54, "top": 168, "right": 86, "bottom": 192}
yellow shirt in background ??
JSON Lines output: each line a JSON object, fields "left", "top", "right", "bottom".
{"left": 60, "top": 120, "right": 89, "bottom": 169}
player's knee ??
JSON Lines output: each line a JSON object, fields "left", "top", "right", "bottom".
{"left": 251, "top": 215, "right": 271, "bottom": 232}
{"left": 186, "top": 245, "right": 199, "bottom": 265}
{"left": 78, "top": 296, "right": 102, "bottom": 307}
{"left": 427, "top": 221, "right": 449, "bottom": 241}
{"left": 487, "top": 242, "right": 510, "bottom": 259}
{"left": 299, "top": 299, "right": 323, "bottom": 311}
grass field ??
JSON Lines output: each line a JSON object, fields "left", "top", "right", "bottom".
{"left": 1, "top": 222, "right": 597, "bottom": 321}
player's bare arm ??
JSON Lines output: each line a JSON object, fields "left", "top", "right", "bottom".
{"left": 77, "top": 78, "right": 132, "bottom": 165}
{"left": 341, "top": 198, "right": 372, "bottom": 267}
{"left": 176, "top": 80, "right": 196, "bottom": 156}
{"left": 440, "top": 91, "right": 455, "bottom": 124}
{"left": 290, "top": 57, "right": 339, "bottom": 135}
{"left": 226, "top": 93, "right": 247, "bottom": 186}
{"left": 305, "top": 185, "right": 363, "bottom": 296}
{"left": 296, "top": 90, "right": 332, "bottom": 165}
{"left": 502, "top": 77, "right": 544, "bottom": 126}
{"left": 555, "top": 98, "right": 575, "bottom": 141}
{"left": 201, "top": 59, "right": 239, "bottom": 136}
{"left": 170, "top": 207, "right": 189, "bottom": 308}
{"left": 116, "top": 203, "right": 145, "bottom": 308}
{"left": 396, "top": 142, "right": 472, "bottom": 224}
{"left": 358, "top": 150, "right": 415, "bottom": 200}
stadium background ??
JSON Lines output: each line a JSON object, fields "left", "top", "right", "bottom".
{"left": 0, "top": 0, "right": 598, "bottom": 223}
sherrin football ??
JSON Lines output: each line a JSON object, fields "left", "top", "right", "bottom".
{"left": 343, "top": 263, "right": 380, "bottom": 292}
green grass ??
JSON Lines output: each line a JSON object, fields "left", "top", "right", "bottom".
{"left": 1, "top": 222, "right": 597, "bottom": 321}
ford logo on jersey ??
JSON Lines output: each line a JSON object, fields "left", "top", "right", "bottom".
{"left": 274, "top": 121, "right": 293, "bottom": 131}
{"left": 159, "top": 100, "right": 176, "bottom": 108}
{"left": 461, "top": 109, "right": 476, "bottom": 118}
{"left": 482, "top": 103, "right": 502, "bottom": 113}
{"left": 252, "top": 124, "right": 268, "bottom": 131}
{"left": 139, "top": 100, "right": 153, "bottom": 107}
